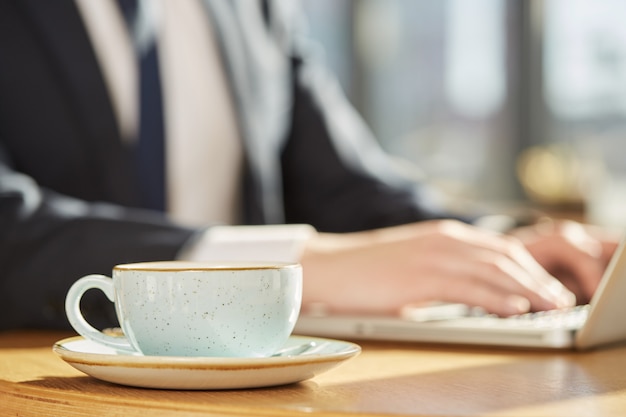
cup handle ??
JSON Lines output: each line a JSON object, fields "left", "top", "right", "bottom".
{"left": 65, "top": 274, "right": 136, "bottom": 353}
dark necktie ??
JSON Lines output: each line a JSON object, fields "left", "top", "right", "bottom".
{"left": 117, "top": 0, "right": 166, "bottom": 211}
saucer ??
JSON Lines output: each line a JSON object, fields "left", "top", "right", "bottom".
{"left": 53, "top": 335, "right": 360, "bottom": 390}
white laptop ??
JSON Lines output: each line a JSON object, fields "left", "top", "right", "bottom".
{"left": 294, "top": 236, "right": 626, "bottom": 350}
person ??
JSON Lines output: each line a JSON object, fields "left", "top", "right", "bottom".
{"left": 0, "top": 0, "right": 619, "bottom": 331}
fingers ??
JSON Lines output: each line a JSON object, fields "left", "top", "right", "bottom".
{"left": 429, "top": 248, "right": 575, "bottom": 316}
{"left": 301, "top": 220, "right": 598, "bottom": 318}
{"left": 556, "top": 247, "right": 605, "bottom": 301}
{"left": 500, "top": 240, "right": 577, "bottom": 309}
{"left": 563, "top": 223, "right": 622, "bottom": 298}
{"left": 517, "top": 221, "right": 620, "bottom": 301}
{"left": 433, "top": 223, "right": 576, "bottom": 312}
{"left": 428, "top": 277, "right": 531, "bottom": 317}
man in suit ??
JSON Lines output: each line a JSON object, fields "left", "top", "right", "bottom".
{"left": 0, "top": 0, "right": 618, "bottom": 330}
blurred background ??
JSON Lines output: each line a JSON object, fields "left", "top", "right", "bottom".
{"left": 299, "top": 0, "right": 626, "bottom": 228}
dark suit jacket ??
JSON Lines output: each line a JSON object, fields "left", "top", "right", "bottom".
{"left": 0, "top": 0, "right": 449, "bottom": 329}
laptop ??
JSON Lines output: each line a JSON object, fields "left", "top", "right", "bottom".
{"left": 294, "top": 236, "right": 626, "bottom": 350}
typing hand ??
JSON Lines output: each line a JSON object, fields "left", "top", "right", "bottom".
{"left": 510, "top": 220, "right": 621, "bottom": 304}
{"left": 300, "top": 220, "right": 576, "bottom": 317}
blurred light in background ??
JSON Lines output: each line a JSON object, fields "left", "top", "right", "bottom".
{"left": 543, "top": 0, "right": 626, "bottom": 226}
{"left": 545, "top": 0, "right": 626, "bottom": 119}
{"left": 445, "top": 0, "right": 505, "bottom": 119}
{"left": 299, "top": 0, "right": 626, "bottom": 226}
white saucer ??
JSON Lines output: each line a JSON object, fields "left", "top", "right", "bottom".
{"left": 53, "top": 335, "right": 360, "bottom": 390}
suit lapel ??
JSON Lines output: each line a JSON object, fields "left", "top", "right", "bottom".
{"left": 18, "top": 0, "right": 141, "bottom": 206}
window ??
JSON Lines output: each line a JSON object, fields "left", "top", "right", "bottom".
{"left": 300, "top": 0, "right": 626, "bottom": 224}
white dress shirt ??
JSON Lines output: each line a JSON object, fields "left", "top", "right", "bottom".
{"left": 75, "top": 0, "right": 242, "bottom": 226}
{"left": 74, "top": 0, "right": 314, "bottom": 262}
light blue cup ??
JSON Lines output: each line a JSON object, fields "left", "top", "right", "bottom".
{"left": 65, "top": 261, "right": 302, "bottom": 357}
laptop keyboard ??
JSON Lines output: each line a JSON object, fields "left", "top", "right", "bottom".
{"left": 470, "top": 304, "right": 590, "bottom": 330}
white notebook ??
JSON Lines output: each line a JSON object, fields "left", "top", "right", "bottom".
{"left": 294, "top": 237, "right": 626, "bottom": 350}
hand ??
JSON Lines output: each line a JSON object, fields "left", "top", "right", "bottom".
{"left": 509, "top": 220, "right": 621, "bottom": 304}
{"left": 300, "top": 220, "right": 576, "bottom": 317}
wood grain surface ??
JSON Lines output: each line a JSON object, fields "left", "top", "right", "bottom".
{"left": 2, "top": 330, "right": 626, "bottom": 417}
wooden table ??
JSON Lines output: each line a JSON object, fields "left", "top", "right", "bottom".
{"left": 3, "top": 330, "right": 626, "bottom": 416}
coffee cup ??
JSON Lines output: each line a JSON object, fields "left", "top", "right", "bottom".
{"left": 65, "top": 261, "right": 302, "bottom": 357}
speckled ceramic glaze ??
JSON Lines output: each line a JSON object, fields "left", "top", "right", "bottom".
{"left": 65, "top": 261, "right": 302, "bottom": 357}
